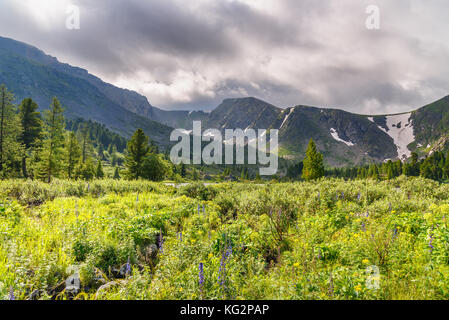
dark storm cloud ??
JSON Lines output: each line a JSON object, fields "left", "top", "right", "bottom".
{"left": 0, "top": 0, "right": 448, "bottom": 114}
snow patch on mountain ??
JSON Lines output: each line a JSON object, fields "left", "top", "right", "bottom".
{"left": 280, "top": 108, "right": 294, "bottom": 129}
{"left": 330, "top": 128, "right": 355, "bottom": 147}
{"left": 376, "top": 113, "right": 415, "bottom": 160}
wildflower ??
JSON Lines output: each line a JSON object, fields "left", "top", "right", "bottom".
{"left": 136, "top": 194, "right": 139, "bottom": 202}
{"left": 159, "top": 231, "right": 164, "bottom": 254}
{"left": 203, "top": 204, "right": 205, "bottom": 215}
{"left": 357, "top": 192, "right": 361, "bottom": 201}
{"left": 293, "top": 262, "right": 300, "bottom": 268}
{"left": 198, "top": 204, "right": 201, "bottom": 215}
{"left": 341, "top": 191, "right": 345, "bottom": 200}
{"left": 355, "top": 284, "right": 362, "bottom": 292}
{"left": 178, "top": 231, "right": 183, "bottom": 242}
{"left": 199, "top": 263, "right": 204, "bottom": 286}
{"left": 393, "top": 227, "right": 398, "bottom": 239}
{"left": 179, "top": 287, "right": 183, "bottom": 292}
{"left": 429, "top": 235, "right": 434, "bottom": 252}
{"left": 125, "top": 256, "right": 131, "bottom": 276}
{"left": 361, "top": 222, "right": 366, "bottom": 232}
{"left": 9, "top": 287, "right": 15, "bottom": 300}
{"left": 362, "top": 259, "right": 369, "bottom": 264}
{"left": 208, "top": 253, "right": 213, "bottom": 259}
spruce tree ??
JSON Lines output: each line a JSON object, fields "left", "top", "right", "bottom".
{"left": 302, "top": 139, "right": 324, "bottom": 181}
{"left": 18, "top": 98, "right": 42, "bottom": 178}
{"left": 124, "top": 129, "right": 150, "bottom": 179}
{"left": 36, "top": 97, "right": 65, "bottom": 182}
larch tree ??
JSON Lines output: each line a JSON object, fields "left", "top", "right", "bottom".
{"left": 18, "top": 98, "right": 42, "bottom": 178}
{"left": 0, "top": 85, "right": 23, "bottom": 177}
{"left": 37, "top": 97, "right": 65, "bottom": 182}
{"left": 65, "top": 131, "right": 81, "bottom": 179}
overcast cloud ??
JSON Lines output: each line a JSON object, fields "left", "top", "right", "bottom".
{"left": 0, "top": 0, "right": 448, "bottom": 113}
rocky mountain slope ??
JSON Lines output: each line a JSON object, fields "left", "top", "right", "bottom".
{"left": 2, "top": 36, "right": 448, "bottom": 166}
{"left": 0, "top": 36, "right": 172, "bottom": 146}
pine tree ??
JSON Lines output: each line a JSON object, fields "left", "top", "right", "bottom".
{"left": 18, "top": 98, "right": 42, "bottom": 178}
{"left": 96, "top": 159, "right": 104, "bottom": 179}
{"left": 302, "top": 139, "right": 324, "bottom": 181}
{"left": 65, "top": 132, "right": 81, "bottom": 179}
{"left": 36, "top": 97, "right": 65, "bottom": 182}
{"left": 124, "top": 129, "right": 150, "bottom": 179}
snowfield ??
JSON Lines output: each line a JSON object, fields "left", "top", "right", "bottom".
{"left": 375, "top": 113, "right": 415, "bottom": 160}
{"left": 330, "top": 128, "right": 355, "bottom": 147}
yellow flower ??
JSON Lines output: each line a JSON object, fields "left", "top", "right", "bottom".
{"left": 293, "top": 262, "right": 300, "bottom": 268}
{"left": 355, "top": 285, "right": 362, "bottom": 292}
{"left": 362, "top": 259, "right": 369, "bottom": 264}
{"left": 208, "top": 253, "right": 213, "bottom": 259}
{"left": 179, "top": 287, "right": 183, "bottom": 292}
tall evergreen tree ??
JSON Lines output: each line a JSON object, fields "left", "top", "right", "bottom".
{"left": 18, "top": 98, "right": 42, "bottom": 178}
{"left": 302, "top": 139, "right": 324, "bottom": 181}
{"left": 124, "top": 128, "right": 150, "bottom": 179}
{"left": 0, "top": 85, "right": 22, "bottom": 177}
{"left": 36, "top": 97, "right": 65, "bottom": 182}
{"left": 65, "top": 132, "right": 81, "bottom": 179}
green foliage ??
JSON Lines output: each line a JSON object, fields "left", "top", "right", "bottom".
{"left": 125, "top": 128, "right": 150, "bottom": 179}
{"left": 302, "top": 139, "right": 324, "bottom": 181}
{"left": 35, "top": 97, "right": 65, "bottom": 182}
{"left": 2, "top": 177, "right": 449, "bottom": 299}
{"left": 0, "top": 85, "right": 23, "bottom": 178}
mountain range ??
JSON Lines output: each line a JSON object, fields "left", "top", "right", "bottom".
{"left": 1, "top": 36, "right": 449, "bottom": 167}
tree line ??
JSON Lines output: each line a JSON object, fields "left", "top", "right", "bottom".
{"left": 287, "top": 138, "right": 449, "bottom": 182}
{"left": 0, "top": 85, "right": 173, "bottom": 182}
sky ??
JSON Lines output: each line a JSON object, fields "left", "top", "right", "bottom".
{"left": 0, "top": 0, "right": 448, "bottom": 114}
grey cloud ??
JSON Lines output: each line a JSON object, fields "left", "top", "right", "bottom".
{"left": 0, "top": 0, "right": 448, "bottom": 114}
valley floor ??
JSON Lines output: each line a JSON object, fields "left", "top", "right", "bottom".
{"left": 1, "top": 177, "right": 449, "bottom": 300}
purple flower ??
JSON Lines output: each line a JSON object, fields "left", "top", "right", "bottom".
{"left": 9, "top": 287, "right": 15, "bottom": 300}
{"left": 159, "top": 231, "right": 164, "bottom": 254}
{"left": 361, "top": 222, "right": 366, "bottom": 232}
{"left": 178, "top": 231, "right": 183, "bottom": 242}
{"left": 218, "top": 250, "right": 230, "bottom": 286}
{"left": 198, "top": 204, "right": 201, "bottom": 215}
{"left": 341, "top": 192, "right": 345, "bottom": 200}
{"left": 136, "top": 194, "right": 139, "bottom": 202}
{"left": 357, "top": 192, "right": 361, "bottom": 201}
{"left": 429, "top": 235, "right": 434, "bottom": 252}
{"left": 203, "top": 204, "right": 205, "bottom": 215}
{"left": 199, "top": 263, "right": 204, "bottom": 286}
{"left": 393, "top": 228, "right": 398, "bottom": 239}
{"left": 125, "top": 257, "right": 131, "bottom": 276}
